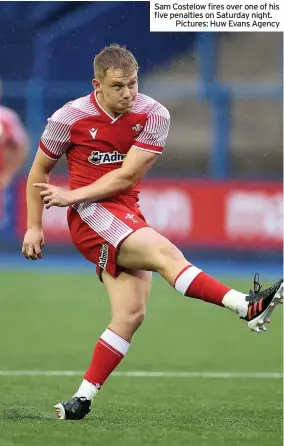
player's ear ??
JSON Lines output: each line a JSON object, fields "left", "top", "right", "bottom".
{"left": 92, "top": 79, "right": 101, "bottom": 91}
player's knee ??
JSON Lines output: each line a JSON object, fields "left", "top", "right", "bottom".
{"left": 112, "top": 307, "right": 146, "bottom": 332}
{"left": 128, "top": 309, "right": 146, "bottom": 329}
{"left": 154, "top": 241, "right": 184, "bottom": 273}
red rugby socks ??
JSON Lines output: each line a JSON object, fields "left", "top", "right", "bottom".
{"left": 174, "top": 264, "right": 247, "bottom": 315}
{"left": 74, "top": 328, "right": 130, "bottom": 400}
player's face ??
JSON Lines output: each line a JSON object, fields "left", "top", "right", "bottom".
{"left": 93, "top": 68, "right": 138, "bottom": 115}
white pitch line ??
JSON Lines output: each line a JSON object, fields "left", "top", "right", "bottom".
{"left": 0, "top": 371, "right": 282, "bottom": 379}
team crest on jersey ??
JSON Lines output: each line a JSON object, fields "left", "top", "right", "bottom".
{"left": 132, "top": 123, "right": 143, "bottom": 133}
{"left": 88, "top": 150, "right": 126, "bottom": 165}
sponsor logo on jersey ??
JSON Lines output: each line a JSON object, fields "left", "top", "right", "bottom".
{"left": 132, "top": 123, "right": 144, "bottom": 133}
{"left": 88, "top": 150, "right": 126, "bottom": 165}
{"left": 99, "top": 243, "right": 108, "bottom": 270}
{"left": 89, "top": 128, "right": 98, "bottom": 139}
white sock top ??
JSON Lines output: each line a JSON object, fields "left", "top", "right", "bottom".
{"left": 222, "top": 289, "right": 248, "bottom": 317}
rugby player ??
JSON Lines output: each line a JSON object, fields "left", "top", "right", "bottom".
{"left": 22, "top": 44, "right": 283, "bottom": 420}
{"left": 0, "top": 101, "right": 29, "bottom": 190}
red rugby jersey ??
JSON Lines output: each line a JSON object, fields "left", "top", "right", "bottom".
{"left": 39, "top": 91, "right": 170, "bottom": 201}
{"left": 0, "top": 106, "right": 27, "bottom": 174}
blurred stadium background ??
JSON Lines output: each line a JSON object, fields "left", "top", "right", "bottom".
{"left": 0, "top": 2, "right": 282, "bottom": 276}
{"left": 0, "top": 3, "right": 283, "bottom": 445}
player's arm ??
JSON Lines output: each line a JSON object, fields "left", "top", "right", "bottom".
{"left": 26, "top": 149, "right": 58, "bottom": 228}
{"left": 22, "top": 150, "right": 58, "bottom": 260}
{"left": 71, "top": 147, "right": 159, "bottom": 204}
{"left": 22, "top": 107, "right": 71, "bottom": 259}
{"left": 35, "top": 147, "right": 159, "bottom": 208}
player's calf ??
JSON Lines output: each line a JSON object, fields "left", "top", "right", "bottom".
{"left": 173, "top": 263, "right": 246, "bottom": 310}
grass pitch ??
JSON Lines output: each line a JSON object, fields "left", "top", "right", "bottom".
{"left": 0, "top": 272, "right": 282, "bottom": 446}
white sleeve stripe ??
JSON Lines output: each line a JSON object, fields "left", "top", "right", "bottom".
{"left": 175, "top": 266, "right": 203, "bottom": 295}
{"left": 39, "top": 147, "right": 58, "bottom": 161}
{"left": 132, "top": 145, "right": 162, "bottom": 154}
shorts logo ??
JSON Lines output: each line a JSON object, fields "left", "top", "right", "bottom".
{"left": 88, "top": 150, "right": 126, "bottom": 165}
{"left": 125, "top": 213, "right": 137, "bottom": 224}
{"left": 99, "top": 243, "right": 108, "bottom": 270}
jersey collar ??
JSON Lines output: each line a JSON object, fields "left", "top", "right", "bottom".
{"left": 91, "top": 91, "right": 122, "bottom": 123}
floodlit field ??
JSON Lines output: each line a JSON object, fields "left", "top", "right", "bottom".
{"left": 0, "top": 272, "right": 282, "bottom": 446}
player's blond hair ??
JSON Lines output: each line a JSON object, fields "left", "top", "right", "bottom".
{"left": 93, "top": 44, "right": 139, "bottom": 79}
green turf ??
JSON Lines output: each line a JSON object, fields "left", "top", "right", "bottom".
{"left": 0, "top": 272, "right": 283, "bottom": 446}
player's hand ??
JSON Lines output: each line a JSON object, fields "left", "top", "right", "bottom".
{"left": 22, "top": 227, "right": 45, "bottom": 260}
{"left": 33, "top": 183, "right": 72, "bottom": 209}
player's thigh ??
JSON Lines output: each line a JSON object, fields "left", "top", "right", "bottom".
{"left": 102, "top": 268, "right": 152, "bottom": 321}
{"left": 117, "top": 227, "right": 187, "bottom": 277}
